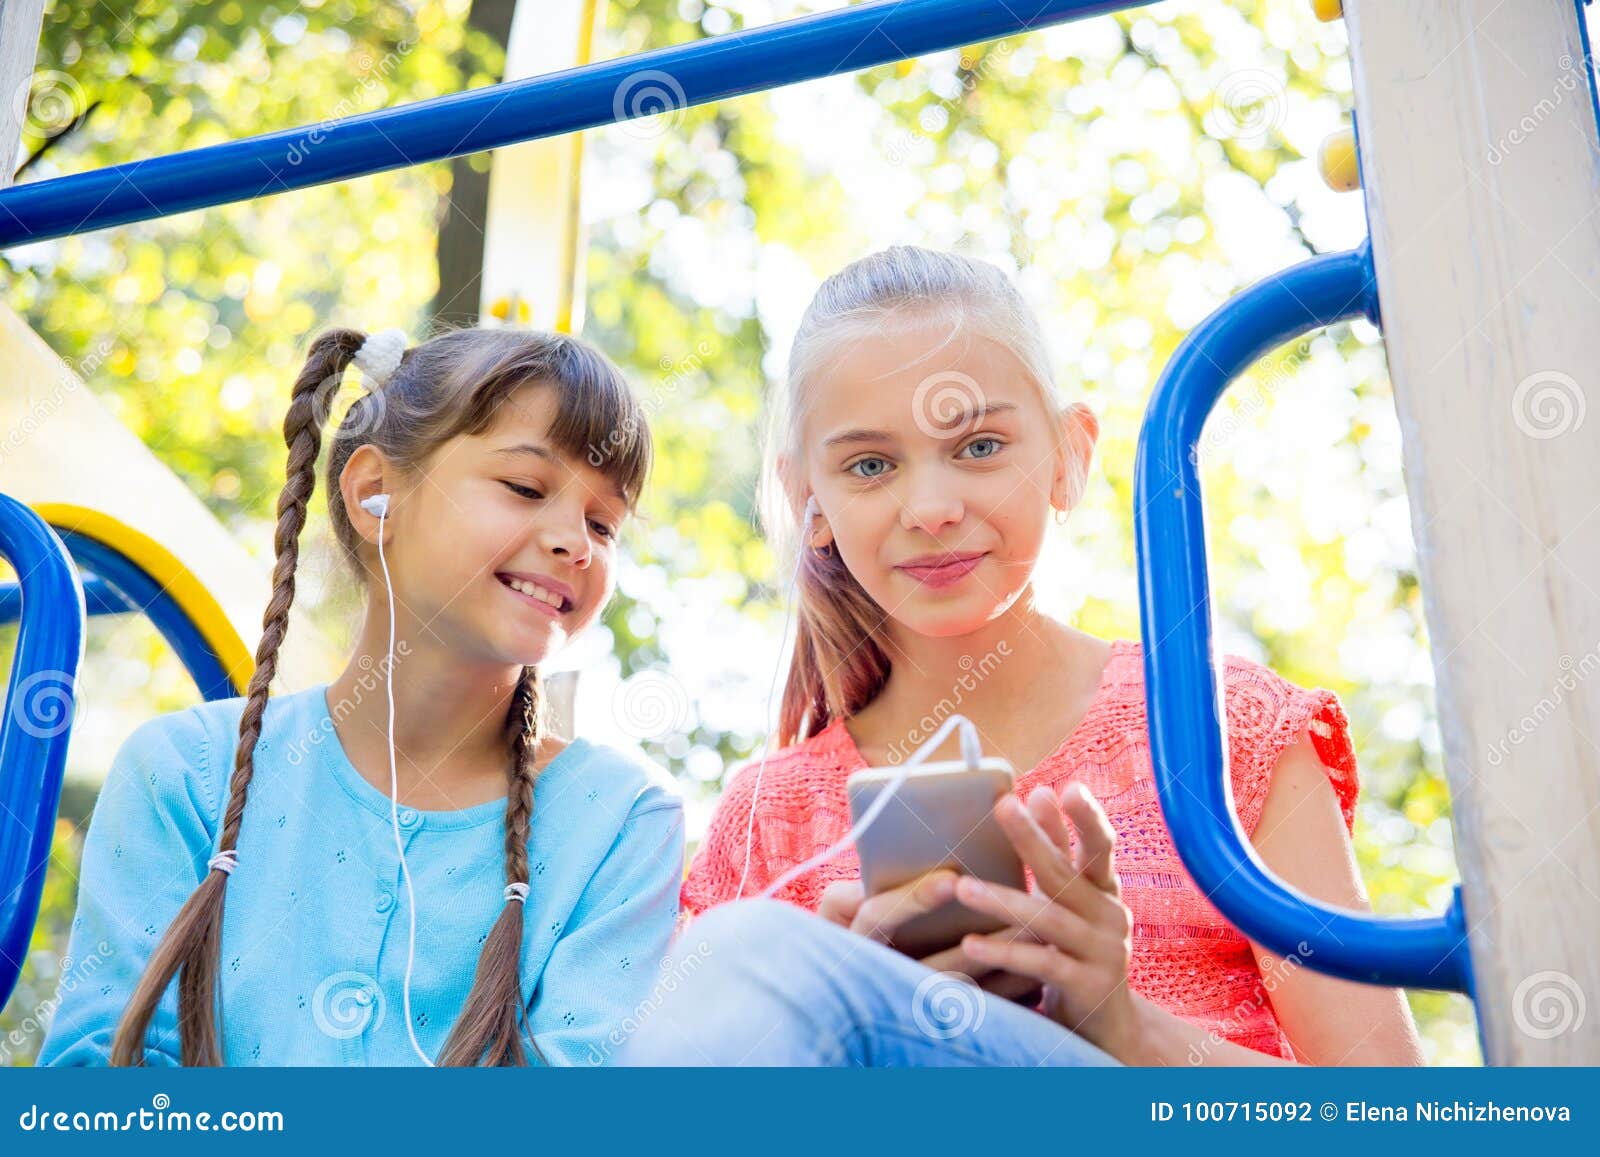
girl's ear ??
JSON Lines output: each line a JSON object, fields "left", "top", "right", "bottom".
{"left": 807, "top": 505, "right": 833, "bottom": 552}
{"left": 1051, "top": 402, "right": 1100, "bottom": 513}
{"left": 342, "top": 445, "right": 396, "bottom": 540}
{"left": 776, "top": 452, "right": 806, "bottom": 524}
{"left": 777, "top": 453, "right": 832, "bottom": 551}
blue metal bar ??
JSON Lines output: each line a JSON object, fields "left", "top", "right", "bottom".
{"left": 0, "top": 496, "right": 85, "bottom": 1011}
{"left": 55, "top": 533, "right": 237, "bottom": 703}
{"left": 4, "top": 547, "right": 235, "bottom": 699}
{"left": 1133, "top": 241, "right": 1475, "bottom": 993}
{"left": 1, "top": 575, "right": 128, "bottom": 623}
{"left": 0, "top": 0, "right": 1156, "bottom": 250}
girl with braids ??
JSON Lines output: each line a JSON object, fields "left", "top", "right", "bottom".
{"left": 40, "top": 326, "right": 684, "bottom": 1066}
{"left": 617, "top": 246, "right": 1422, "bottom": 1067}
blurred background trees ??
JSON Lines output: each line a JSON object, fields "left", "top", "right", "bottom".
{"left": 1, "top": 0, "right": 1485, "bottom": 1063}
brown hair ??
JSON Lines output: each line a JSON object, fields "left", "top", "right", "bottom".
{"left": 110, "top": 325, "right": 651, "bottom": 1066}
{"left": 760, "top": 246, "right": 1087, "bottom": 746}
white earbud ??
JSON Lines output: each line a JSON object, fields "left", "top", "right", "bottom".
{"left": 361, "top": 494, "right": 390, "bottom": 518}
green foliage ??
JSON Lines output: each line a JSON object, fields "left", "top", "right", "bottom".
{"left": 2, "top": 0, "right": 1479, "bottom": 1065}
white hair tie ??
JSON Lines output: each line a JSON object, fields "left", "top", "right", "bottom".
{"left": 208, "top": 849, "right": 239, "bottom": 876}
{"left": 352, "top": 328, "right": 408, "bottom": 390}
{"left": 503, "top": 882, "right": 530, "bottom": 904}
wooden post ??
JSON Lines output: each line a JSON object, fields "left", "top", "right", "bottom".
{"left": 1347, "top": 0, "right": 1600, "bottom": 1063}
{"left": 0, "top": 0, "right": 48, "bottom": 189}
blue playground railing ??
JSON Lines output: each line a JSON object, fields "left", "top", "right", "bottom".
{"left": 0, "top": 532, "right": 239, "bottom": 703}
{"left": 0, "top": 575, "right": 124, "bottom": 622}
{"left": 0, "top": 511, "right": 245, "bottom": 1008}
{"left": 1134, "top": 242, "right": 1474, "bottom": 994}
{"left": 0, "top": 497, "right": 86, "bottom": 1012}
{"left": 0, "top": 512, "right": 246, "bottom": 1011}
{"left": 0, "top": 0, "right": 1158, "bottom": 249}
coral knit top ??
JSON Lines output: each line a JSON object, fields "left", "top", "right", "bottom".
{"left": 682, "top": 639, "right": 1361, "bottom": 1061}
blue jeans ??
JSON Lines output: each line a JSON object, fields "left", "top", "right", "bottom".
{"left": 615, "top": 899, "right": 1122, "bottom": 1067}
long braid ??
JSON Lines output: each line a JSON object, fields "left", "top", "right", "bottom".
{"left": 436, "top": 664, "right": 546, "bottom": 1065}
{"left": 110, "top": 329, "right": 366, "bottom": 1065}
{"left": 112, "top": 325, "right": 647, "bottom": 1066}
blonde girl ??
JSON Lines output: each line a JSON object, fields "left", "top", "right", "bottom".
{"left": 619, "top": 246, "right": 1421, "bottom": 1067}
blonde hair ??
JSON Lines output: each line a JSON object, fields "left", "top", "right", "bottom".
{"left": 111, "top": 326, "right": 650, "bottom": 1066}
{"left": 758, "top": 245, "right": 1084, "bottom": 746}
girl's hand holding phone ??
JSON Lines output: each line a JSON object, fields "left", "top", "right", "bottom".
{"left": 818, "top": 872, "right": 956, "bottom": 941}
{"left": 817, "top": 873, "right": 1045, "bottom": 1003}
{"left": 954, "top": 784, "right": 1149, "bottom": 1061}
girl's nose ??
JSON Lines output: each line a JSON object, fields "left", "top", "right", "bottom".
{"left": 537, "top": 502, "right": 591, "bottom": 565}
{"left": 899, "top": 485, "right": 964, "bottom": 535}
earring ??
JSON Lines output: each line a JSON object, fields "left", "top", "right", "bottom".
{"left": 1054, "top": 506, "right": 1070, "bottom": 526}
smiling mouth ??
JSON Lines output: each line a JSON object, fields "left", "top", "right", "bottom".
{"left": 496, "top": 573, "right": 574, "bottom": 614}
{"left": 895, "top": 553, "right": 988, "bottom": 587}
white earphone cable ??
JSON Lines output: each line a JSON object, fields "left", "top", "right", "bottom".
{"left": 734, "top": 496, "right": 816, "bottom": 900}
{"left": 371, "top": 501, "right": 434, "bottom": 1067}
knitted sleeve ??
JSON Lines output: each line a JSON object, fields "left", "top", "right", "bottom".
{"left": 1220, "top": 655, "right": 1361, "bottom": 841}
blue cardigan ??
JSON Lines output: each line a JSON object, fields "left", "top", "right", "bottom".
{"left": 38, "top": 683, "right": 684, "bottom": 1066}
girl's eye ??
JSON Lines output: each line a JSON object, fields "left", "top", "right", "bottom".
{"left": 960, "top": 437, "right": 1003, "bottom": 460}
{"left": 506, "top": 480, "right": 616, "bottom": 538}
{"left": 848, "top": 456, "right": 892, "bottom": 479}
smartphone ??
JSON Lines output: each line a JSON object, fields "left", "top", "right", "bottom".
{"left": 846, "top": 757, "right": 1027, "bottom": 959}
